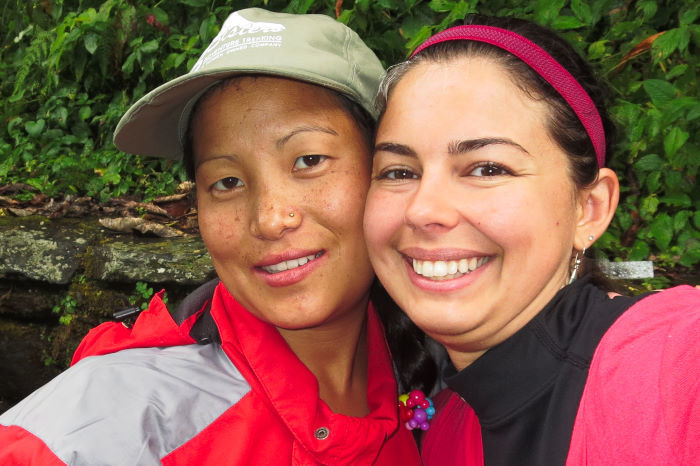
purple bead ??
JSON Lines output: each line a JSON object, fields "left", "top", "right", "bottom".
{"left": 413, "top": 408, "right": 427, "bottom": 423}
{"left": 407, "top": 418, "right": 420, "bottom": 429}
{"left": 420, "top": 421, "right": 431, "bottom": 431}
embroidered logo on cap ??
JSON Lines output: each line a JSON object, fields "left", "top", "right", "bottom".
{"left": 191, "top": 12, "right": 286, "bottom": 72}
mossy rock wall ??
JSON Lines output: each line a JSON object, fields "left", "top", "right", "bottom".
{"left": 0, "top": 216, "right": 216, "bottom": 413}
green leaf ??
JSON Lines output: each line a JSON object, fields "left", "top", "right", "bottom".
{"left": 694, "top": 211, "right": 700, "bottom": 229}
{"left": 666, "top": 64, "right": 688, "bottom": 80}
{"left": 140, "top": 39, "right": 159, "bottom": 54}
{"left": 122, "top": 53, "right": 137, "bottom": 74}
{"left": 680, "top": 6, "right": 700, "bottom": 26}
{"left": 79, "top": 106, "right": 92, "bottom": 121}
{"left": 652, "top": 28, "right": 690, "bottom": 61}
{"left": 587, "top": 40, "right": 608, "bottom": 60}
{"left": 640, "top": 195, "right": 659, "bottom": 218}
{"left": 673, "top": 211, "right": 692, "bottom": 233}
{"left": 407, "top": 26, "right": 434, "bottom": 52}
{"left": 178, "top": 0, "right": 207, "bottom": 6}
{"left": 649, "top": 213, "right": 673, "bottom": 250}
{"left": 660, "top": 193, "right": 691, "bottom": 208}
{"left": 401, "top": 13, "right": 435, "bottom": 40}
{"left": 152, "top": 7, "right": 169, "bottom": 26}
{"left": 377, "top": 0, "right": 403, "bottom": 9}
{"left": 636, "top": 0, "right": 658, "bottom": 20}
{"left": 84, "top": 33, "right": 99, "bottom": 54}
{"left": 678, "top": 249, "right": 700, "bottom": 267}
{"left": 552, "top": 16, "right": 585, "bottom": 30}
{"left": 282, "top": 0, "right": 315, "bottom": 14}
{"left": 687, "top": 104, "right": 700, "bottom": 122}
{"left": 534, "top": 0, "right": 566, "bottom": 25}
{"left": 664, "top": 127, "right": 689, "bottom": 158}
{"left": 629, "top": 240, "right": 651, "bottom": 261}
{"left": 25, "top": 119, "right": 46, "bottom": 137}
{"left": 571, "top": 0, "right": 593, "bottom": 24}
{"left": 428, "top": 0, "right": 457, "bottom": 12}
{"left": 646, "top": 171, "right": 661, "bottom": 192}
{"left": 634, "top": 153, "right": 663, "bottom": 172}
{"left": 643, "top": 79, "right": 676, "bottom": 107}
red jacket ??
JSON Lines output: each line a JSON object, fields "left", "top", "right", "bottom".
{"left": 0, "top": 283, "right": 421, "bottom": 465}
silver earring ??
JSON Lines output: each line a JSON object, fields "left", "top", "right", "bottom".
{"left": 288, "top": 212, "right": 295, "bottom": 218}
{"left": 568, "top": 246, "right": 586, "bottom": 284}
{"left": 588, "top": 234, "right": 594, "bottom": 241}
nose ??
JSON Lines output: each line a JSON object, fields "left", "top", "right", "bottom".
{"left": 249, "top": 186, "right": 301, "bottom": 240}
{"left": 404, "top": 172, "right": 460, "bottom": 233}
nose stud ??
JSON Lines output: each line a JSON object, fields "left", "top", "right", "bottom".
{"left": 289, "top": 212, "right": 295, "bottom": 218}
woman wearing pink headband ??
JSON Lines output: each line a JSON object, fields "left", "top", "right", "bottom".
{"left": 364, "top": 15, "right": 699, "bottom": 465}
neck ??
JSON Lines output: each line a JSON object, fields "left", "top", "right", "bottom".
{"left": 445, "top": 270, "right": 571, "bottom": 371}
{"left": 278, "top": 297, "right": 370, "bottom": 417}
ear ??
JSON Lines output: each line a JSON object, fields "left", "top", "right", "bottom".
{"left": 574, "top": 168, "right": 619, "bottom": 250}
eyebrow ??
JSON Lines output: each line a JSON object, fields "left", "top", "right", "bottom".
{"left": 276, "top": 125, "right": 338, "bottom": 149}
{"left": 195, "top": 154, "right": 238, "bottom": 170}
{"left": 374, "top": 137, "right": 530, "bottom": 157}
{"left": 195, "top": 125, "right": 340, "bottom": 170}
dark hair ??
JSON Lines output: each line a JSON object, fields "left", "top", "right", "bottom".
{"left": 371, "top": 280, "right": 438, "bottom": 394}
{"left": 377, "top": 14, "right": 617, "bottom": 290}
{"left": 183, "top": 75, "right": 438, "bottom": 394}
{"left": 182, "top": 75, "right": 376, "bottom": 181}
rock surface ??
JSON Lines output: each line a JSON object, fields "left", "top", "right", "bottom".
{"left": 0, "top": 216, "right": 99, "bottom": 284}
{"left": 0, "top": 215, "right": 214, "bottom": 414}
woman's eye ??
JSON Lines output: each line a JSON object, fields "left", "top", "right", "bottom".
{"left": 293, "top": 155, "right": 327, "bottom": 170}
{"left": 469, "top": 163, "right": 510, "bottom": 177}
{"left": 212, "top": 176, "right": 243, "bottom": 191}
{"left": 377, "top": 168, "right": 419, "bottom": 180}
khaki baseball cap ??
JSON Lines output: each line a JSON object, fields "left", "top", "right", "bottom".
{"left": 113, "top": 8, "right": 385, "bottom": 160}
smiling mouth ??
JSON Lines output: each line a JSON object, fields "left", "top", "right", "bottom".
{"left": 411, "top": 256, "right": 489, "bottom": 280}
{"left": 261, "top": 252, "right": 324, "bottom": 274}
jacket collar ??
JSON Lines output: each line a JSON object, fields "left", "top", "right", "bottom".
{"left": 210, "top": 283, "right": 400, "bottom": 464}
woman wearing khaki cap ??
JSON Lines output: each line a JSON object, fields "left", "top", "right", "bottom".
{"left": 0, "top": 9, "right": 433, "bottom": 464}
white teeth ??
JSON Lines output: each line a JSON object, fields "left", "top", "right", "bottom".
{"left": 262, "top": 253, "right": 317, "bottom": 274}
{"left": 458, "top": 259, "right": 468, "bottom": 273}
{"left": 448, "top": 261, "right": 458, "bottom": 275}
{"left": 412, "top": 256, "right": 489, "bottom": 280}
{"left": 433, "top": 261, "right": 447, "bottom": 277}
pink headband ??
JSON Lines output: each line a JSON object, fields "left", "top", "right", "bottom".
{"left": 411, "top": 25, "right": 606, "bottom": 167}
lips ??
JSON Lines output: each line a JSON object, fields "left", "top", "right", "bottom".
{"left": 254, "top": 250, "right": 326, "bottom": 287}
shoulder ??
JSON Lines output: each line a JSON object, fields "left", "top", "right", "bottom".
{"left": 568, "top": 286, "right": 700, "bottom": 464}
{"left": 591, "top": 285, "right": 700, "bottom": 368}
{"left": 421, "top": 389, "right": 483, "bottom": 466}
{"left": 1, "top": 344, "right": 250, "bottom": 465}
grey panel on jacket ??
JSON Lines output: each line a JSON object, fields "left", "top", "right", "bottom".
{"left": 0, "top": 344, "right": 250, "bottom": 465}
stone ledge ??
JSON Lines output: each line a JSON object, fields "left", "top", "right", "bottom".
{"left": 0, "top": 216, "right": 214, "bottom": 285}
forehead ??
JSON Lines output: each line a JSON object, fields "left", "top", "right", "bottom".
{"left": 383, "top": 58, "right": 548, "bottom": 132}
{"left": 197, "top": 75, "right": 346, "bottom": 119}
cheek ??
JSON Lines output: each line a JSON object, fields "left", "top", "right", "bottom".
{"left": 364, "top": 188, "right": 403, "bottom": 253}
{"left": 467, "top": 183, "right": 577, "bottom": 252}
{"left": 318, "top": 168, "right": 370, "bottom": 231}
{"left": 197, "top": 200, "right": 245, "bottom": 255}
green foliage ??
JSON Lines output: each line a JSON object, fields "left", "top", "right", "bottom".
{"left": 129, "top": 280, "right": 158, "bottom": 310}
{"left": 52, "top": 293, "right": 78, "bottom": 325}
{"left": 1, "top": 0, "right": 698, "bottom": 269}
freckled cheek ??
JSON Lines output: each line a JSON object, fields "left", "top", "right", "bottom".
{"left": 313, "top": 178, "right": 368, "bottom": 229}
{"left": 198, "top": 204, "right": 246, "bottom": 252}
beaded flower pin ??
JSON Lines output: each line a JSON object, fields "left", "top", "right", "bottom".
{"left": 399, "top": 390, "right": 435, "bottom": 431}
